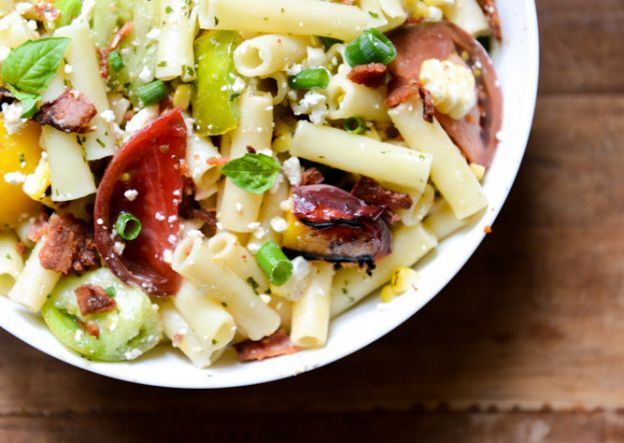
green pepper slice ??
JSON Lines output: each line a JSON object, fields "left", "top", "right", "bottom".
{"left": 192, "top": 30, "right": 243, "bottom": 136}
{"left": 42, "top": 268, "right": 162, "bottom": 362}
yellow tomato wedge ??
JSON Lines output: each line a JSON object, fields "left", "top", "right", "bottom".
{"left": 0, "top": 117, "right": 43, "bottom": 229}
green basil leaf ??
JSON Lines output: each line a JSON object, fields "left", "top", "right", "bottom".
{"left": 2, "top": 37, "right": 71, "bottom": 95}
{"left": 54, "top": 0, "right": 83, "bottom": 28}
{"left": 222, "top": 153, "right": 281, "bottom": 194}
{"left": 7, "top": 86, "right": 39, "bottom": 118}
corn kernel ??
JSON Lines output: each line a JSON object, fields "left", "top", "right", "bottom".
{"left": 172, "top": 84, "right": 192, "bottom": 111}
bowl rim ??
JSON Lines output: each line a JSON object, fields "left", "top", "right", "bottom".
{"left": 0, "top": 0, "right": 540, "bottom": 389}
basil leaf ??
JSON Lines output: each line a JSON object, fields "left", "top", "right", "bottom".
{"left": 7, "top": 87, "right": 39, "bottom": 118}
{"left": 2, "top": 37, "right": 71, "bottom": 95}
{"left": 54, "top": 0, "right": 82, "bottom": 28}
{"left": 222, "top": 153, "right": 281, "bottom": 194}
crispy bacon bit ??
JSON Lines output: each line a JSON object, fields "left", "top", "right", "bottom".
{"left": 75, "top": 284, "right": 117, "bottom": 316}
{"left": 300, "top": 167, "right": 325, "bottom": 186}
{"left": 351, "top": 176, "right": 413, "bottom": 211}
{"left": 477, "top": 0, "right": 502, "bottom": 41}
{"left": 246, "top": 146, "right": 257, "bottom": 154}
{"left": 339, "top": 0, "right": 356, "bottom": 4}
{"left": 28, "top": 212, "right": 50, "bottom": 243}
{"left": 347, "top": 63, "right": 388, "bottom": 88}
{"left": 98, "top": 22, "right": 134, "bottom": 78}
{"left": 80, "top": 320, "right": 101, "bottom": 338}
{"left": 236, "top": 329, "right": 300, "bottom": 362}
{"left": 15, "top": 242, "right": 27, "bottom": 256}
{"left": 418, "top": 86, "right": 435, "bottom": 123}
{"left": 39, "top": 214, "right": 99, "bottom": 275}
{"left": 33, "top": 2, "right": 60, "bottom": 22}
{"left": 206, "top": 156, "right": 230, "bottom": 166}
{"left": 35, "top": 89, "right": 97, "bottom": 134}
{"left": 385, "top": 81, "right": 419, "bottom": 108}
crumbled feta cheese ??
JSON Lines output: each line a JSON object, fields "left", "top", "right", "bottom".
{"left": 305, "top": 47, "right": 326, "bottom": 68}
{"left": 253, "top": 226, "right": 268, "bottom": 240}
{"left": 420, "top": 58, "right": 477, "bottom": 119}
{"left": 162, "top": 249, "right": 173, "bottom": 264}
{"left": 282, "top": 157, "right": 301, "bottom": 186}
{"left": 3, "top": 171, "right": 26, "bottom": 185}
{"left": 64, "top": 64, "right": 73, "bottom": 74}
{"left": 1, "top": 103, "right": 27, "bottom": 135}
{"left": 155, "top": 211, "right": 166, "bottom": 221}
{"left": 26, "top": 20, "right": 37, "bottom": 31}
{"left": 286, "top": 63, "right": 303, "bottom": 76}
{"left": 138, "top": 66, "right": 152, "bottom": 83}
{"left": 146, "top": 28, "right": 161, "bottom": 40}
{"left": 124, "top": 189, "right": 138, "bottom": 201}
{"left": 231, "top": 76, "right": 246, "bottom": 94}
{"left": 96, "top": 218, "right": 104, "bottom": 225}
{"left": 279, "top": 198, "right": 292, "bottom": 212}
{"left": 270, "top": 216, "right": 288, "bottom": 233}
{"left": 168, "top": 215, "right": 177, "bottom": 223}
{"left": 113, "top": 241, "right": 126, "bottom": 255}
{"left": 100, "top": 109, "right": 115, "bottom": 123}
{"left": 247, "top": 222, "right": 261, "bottom": 230}
{"left": 235, "top": 202, "right": 243, "bottom": 212}
{"left": 291, "top": 90, "right": 328, "bottom": 125}
{"left": 167, "top": 234, "right": 177, "bottom": 244}
{"left": 259, "top": 294, "right": 272, "bottom": 304}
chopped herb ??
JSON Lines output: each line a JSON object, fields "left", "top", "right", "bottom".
{"left": 247, "top": 277, "right": 260, "bottom": 293}
{"left": 211, "top": 339, "right": 218, "bottom": 345}
{"left": 96, "top": 138, "right": 106, "bottom": 148}
{"left": 214, "top": 16, "right": 219, "bottom": 26}
{"left": 165, "top": 5, "right": 173, "bottom": 13}
{"left": 368, "top": 11, "right": 380, "bottom": 19}
{"left": 105, "top": 286, "right": 116, "bottom": 298}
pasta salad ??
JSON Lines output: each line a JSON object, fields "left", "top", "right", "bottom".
{"left": 0, "top": 0, "right": 502, "bottom": 367}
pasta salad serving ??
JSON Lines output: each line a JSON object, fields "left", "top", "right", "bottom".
{"left": 0, "top": 0, "right": 503, "bottom": 367}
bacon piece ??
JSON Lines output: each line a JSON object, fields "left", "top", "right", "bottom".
{"left": 28, "top": 212, "right": 50, "bottom": 243}
{"left": 83, "top": 321, "right": 101, "bottom": 338}
{"left": 206, "top": 156, "right": 230, "bottom": 166}
{"left": 39, "top": 214, "right": 99, "bottom": 275}
{"left": 418, "top": 86, "right": 435, "bottom": 123}
{"left": 33, "top": 2, "right": 60, "bottom": 22}
{"left": 387, "top": 22, "right": 503, "bottom": 167}
{"left": 477, "top": 0, "right": 502, "bottom": 41}
{"left": 35, "top": 89, "right": 97, "bottom": 134}
{"left": 236, "top": 330, "right": 300, "bottom": 362}
{"left": 300, "top": 167, "right": 324, "bottom": 186}
{"left": 98, "top": 22, "right": 134, "bottom": 78}
{"left": 352, "top": 177, "right": 412, "bottom": 211}
{"left": 339, "top": 0, "right": 356, "bottom": 4}
{"left": 347, "top": 63, "right": 388, "bottom": 88}
{"left": 75, "top": 284, "right": 117, "bottom": 316}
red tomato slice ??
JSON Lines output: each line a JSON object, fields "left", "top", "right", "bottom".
{"left": 94, "top": 109, "right": 186, "bottom": 296}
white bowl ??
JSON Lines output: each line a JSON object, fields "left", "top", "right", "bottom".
{"left": 0, "top": 0, "right": 539, "bottom": 388}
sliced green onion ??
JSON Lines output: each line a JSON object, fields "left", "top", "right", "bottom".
{"left": 288, "top": 68, "right": 330, "bottom": 90}
{"left": 136, "top": 80, "right": 167, "bottom": 106}
{"left": 115, "top": 212, "right": 142, "bottom": 241}
{"left": 256, "top": 241, "right": 293, "bottom": 286}
{"left": 108, "top": 50, "right": 124, "bottom": 72}
{"left": 319, "top": 36, "right": 342, "bottom": 49}
{"left": 345, "top": 28, "right": 397, "bottom": 67}
{"left": 105, "top": 286, "right": 116, "bottom": 298}
{"left": 344, "top": 117, "right": 367, "bottom": 134}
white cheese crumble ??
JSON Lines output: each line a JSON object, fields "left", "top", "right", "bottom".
{"left": 3, "top": 171, "right": 26, "bottom": 185}
{"left": 123, "top": 189, "right": 138, "bottom": 201}
{"left": 125, "top": 106, "right": 159, "bottom": 137}
{"left": 146, "top": 28, "right": 161, "bottom": 40}
{"left": 138, "top": 66, "right": 153, "bottom": 83}
{"left": 113, "top": 241, "right": 126, "bottom": 255}
{"left": 305, "top": 47, "right": 326, "bottom": 68}
{"left": 282, "top": 157, "right": 302, "bottom": 186}
{"left": 64, "top": 64, "right": 73, "bottom": 74}
{"left": 1, "top": 103, "right": 27, "bottom": 135}
{"left": 100, "top": 109, "right": 116, "bottom": 123}
{"left": 270, "top": 216, "right": 288, "bottom": 233}
{"left": 155, "top": 211, "right": 166, "bottom": 221}
{"left": 291, "top": 90, "right": 328, "bottom": 125}
{"left": 259, "top": 294, "right": 272, "bottom": 304}
{"left": 162, "top": 249, "right": 173, "bottom": 264}
{"left": 419, "top": 58, "right": 477, "bottom": 119}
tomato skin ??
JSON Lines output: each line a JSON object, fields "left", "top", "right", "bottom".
{"left": 94, "top": 109, "right": 186, "bottom": 296}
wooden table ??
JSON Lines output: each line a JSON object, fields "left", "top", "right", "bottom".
{"left": 2, "top": 1, "right": 623, "bottom": 441}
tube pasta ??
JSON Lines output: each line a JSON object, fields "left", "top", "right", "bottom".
{"left": 207, "top": 232, "right": 269, "bottom": 293}
{"left": 199, "top": 0, "right": 369, "bottom": 41}
{"left": 388, "top": 98, "right": 487, "bottom": 219}
{"left": 360, "top": 0, "right": 407, "bottom": 32}
{"left": 41, "top": 127, "right": 97, "bottom": 202}
{"left": 0, "top": 11, "right": 37, "bottom": 48}
{"left": 163, "top": 280, "right": 235, "bottom": 367}
{"left": 423, "top": 199, "right": 469, "bottom": 240}
{"left": 291, "top": 262, "right": 335, "bottom": 348}
{"left": 396, "top": 184, "right": 435, "bottom": 226}
{"left": 330, "top": 224, "right": 437, "bottom": 316}
{"left": 218, "top": 91, "right": 273, "bottom": 232}
{"left": 8, "top": 238, "right": 61, "bottom": 312}
{"left": 444, "top": 0, "right": 490, "bottom": 37}
{"left": 186, "top": 131, "right": 221, "bottom": 200}
{"left": 172, "top": 232, "right": 280, "bottom": 340}
{"left": 234, "top": 35, "right": 308, "bottom": 78}
{"left": 251, "top": 73, "right": 289, "bottom": 106}
{"left": 0, "top": 232, "right": 24, "bottom": 296}
{"left": 291, "top": 121, "right": 432, "bottom": 191}
{"left": 246, "top": 179, "right": 289, "bottom": 252}
{"left": 55, "top": 23, "right": 116, "bottom": 160}
{"left": 326, "top": 66, "right": 390, "bottom": 122}
{"left": 156, "top": 0, "right": 198, "bottom": 81}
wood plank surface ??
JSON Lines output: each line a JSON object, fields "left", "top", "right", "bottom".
{"left": 1, "top": 0, "right": 622, "bottom": 441}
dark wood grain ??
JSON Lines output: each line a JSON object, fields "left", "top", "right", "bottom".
{"left": 1, "top": 0, "right": 622, "bottom": 441}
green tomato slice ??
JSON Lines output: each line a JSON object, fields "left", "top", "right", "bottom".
{"left": 192, "top": 30, "right": 242, "bottom": 136}
{"left": 42, "top": 268, "right": 162, "bottom": 362}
